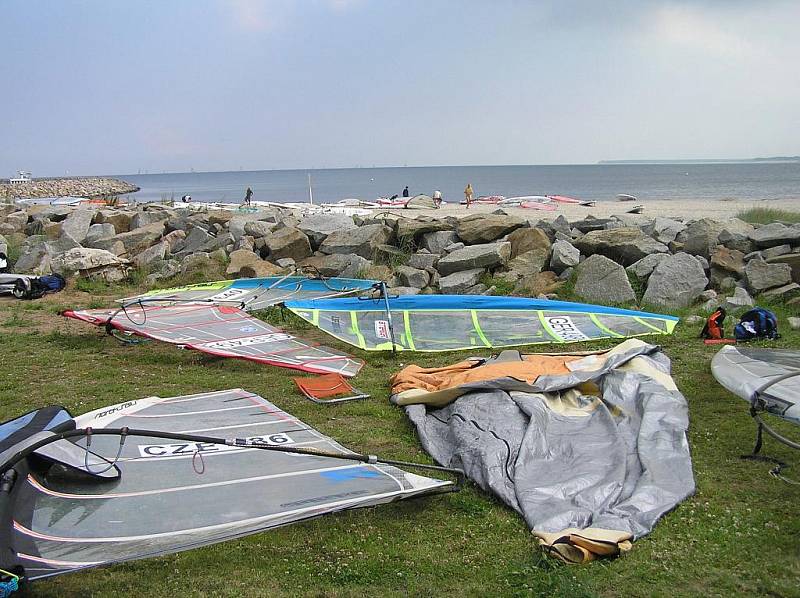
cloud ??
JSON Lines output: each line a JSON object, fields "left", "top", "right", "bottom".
{"left": 649, "top": 3, "right": 756, "bottom": 59}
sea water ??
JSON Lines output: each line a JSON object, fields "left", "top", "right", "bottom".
{"left": 120, "top": 162, "right": 800, "bottom": 204}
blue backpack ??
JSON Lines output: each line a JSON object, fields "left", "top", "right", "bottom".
{"left": 734, "top": 307, "right": 779, "bottom": 341}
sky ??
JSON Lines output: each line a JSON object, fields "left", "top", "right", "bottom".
{"left": 1, "top": 0, "right": 799, "bottom": 176}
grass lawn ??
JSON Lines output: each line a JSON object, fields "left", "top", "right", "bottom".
{"left": 0, "top": 284, "right": 799, "bottom": 597}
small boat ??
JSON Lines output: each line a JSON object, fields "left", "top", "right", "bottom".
{"left": 617, "top": 194, "right": 638, "bottom": 202}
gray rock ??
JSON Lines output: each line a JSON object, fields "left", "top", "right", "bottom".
{"left": 722, "top": 286, "right": 754, "bottom": 311}
{"left": 134, "top": 241, "right": 169, "bottom": 268}
{"left": 788, "top": 317, "right": 800, "bottom": 331}
{"left": 626, "top": 253, "right": 670, "bottom": 280}
{"left": 420, "top": 230, "right": 459, "bottom": 254}
{"left": 60, "top": 208, "right": 96, "bottom": 243}
{"left": 444, "top": 242, "right": 465, "bottom": 253}
{"left": 94, "top": 209, "right": 134, "bottom": 233}
{"left": 51, "top": 247, "right": 128, "bottom": 277}
{"left": 718, "top": 219, "right": 755, "bottom": 253}
{"left": 762, "top": 244, "right": 792, "bottom": 260}
{"left": 388, "top": 286, "right": 421, "bottom": 296}
{"left": 407, "top": 253, "right": 439, "bottom": 270}
{"left": 438, "top": 269, "right": 485, "bottom": 293}
{"left": 644, "top": 217, "right": 686, "bottom": 244}
{"left": 574, "top": 254, "right": 636, "bottom": 304}
{"left": 548, "top": 240, "right": 580, "bottom": 274}
{"left": 437, "top": 242, "right": 511, "bottom": 275}
{"left": 90, "top": 223, "right": 165, "bottom": 255}
{"left": 749, "top": 222, "right": 800, "bottom": 248}
{"left": 699, "top": 289, "right": 718, "bottom": 302}
{"left": 575, "top": 227, "right": 668, "bottom": 266}
{"left": 455, "top": 214, "right": 525, "bottom": 244}
{"left": 744, "top": 257, "right": 792, "bottom": 292}
{"left": 275, "top": 258, "right": 296, "bottom": 269}
{"left": 710, "top": 247, "right": 745, "bottom": 277}
{"left": 396, "top": 217, "right": 452, "bottom": 241}
{"left": 297, "top": 213, "right": 357, "bottom": 247}
{"left": 179, "top": 226, "right": 215, "bottom": 254}
{"left": 394, "top": 265, "right": 431, "bottom": 289}
{"left": 85, "top": 223, "right": 116, "bottom": 244}
{"left": 558, "top": 267, "right": 574, "bottom": 281}
{"left": 131, "top": 210, "right": 170, "bottom": 230}
{"left": 243, "top": 221, "right": 278, "bottom": 239}
{"left": 766, "top": 252, "right": 800, "bottom": 283}
{"left": 226, "top": 249, "right": 282, "bottom": 277}
{"left": 320, "top": 224, "right": 393, "bottom": 258}
{"left": 694, "top": 255, "right": 709, "bottom": 271}
{"left": 373, "top": 244, "right": 407, "bottom": 265}
{"left": 181, "top": 252, "right": 212, "bottom": 275}
{"left": 13, "top": 242, "right": 50, "bottom": 273}
{"left": 683, "top": 218, "right": 725, "bottom": 259}
{"left": 719, "top": 276, "right": 737, "bottom": 291}
{"left": 762, "top": 283, "right": 800, "bottom": 300}
{"left": 3, "top": 211, "right": 28, "bottom": 232}
{"left": 265, "top": 227, "right": 311, "bottom": 261}
{"left": 643, "top": 252, "right": 709, "bottom": 308}
{"left": 299, "top": 253, "right": 370, "bottom": 278}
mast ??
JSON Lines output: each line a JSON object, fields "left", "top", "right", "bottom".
{"left": 308, "top": 173, "right": 314, "bottom": 205}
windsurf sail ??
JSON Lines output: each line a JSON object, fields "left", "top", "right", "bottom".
{"left": 0, "top": 390, "right": 458, "bottom": 581}
{"left": 712, "top": 346, "right": 800, "bottom": 425}
{"left": 64, "top": 303, "right": 364, "bottom": 377}
{"left": 285, "top": 294, "right": 679, "bottom": 352}
{"left": 121, "top": 275, "right": 377, "bottom": 312}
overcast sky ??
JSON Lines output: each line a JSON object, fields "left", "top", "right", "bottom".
{"left": 2, "top": 0, "right": 799, "bottom": 176}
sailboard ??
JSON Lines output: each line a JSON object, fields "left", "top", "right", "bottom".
{"left": 64, "top": 303, "right": 364, "bottom": 377}
{"left": 285, "top": 294, "right": 679, "bottom": 352}
{"left": 0, "top": 390, "right": 456, "bottom": 581}
{"left": 121, "top": 276, "right": 377, "bottom": 312}
{"left": 712, "top": 346, "right": 800, "bottom": 425}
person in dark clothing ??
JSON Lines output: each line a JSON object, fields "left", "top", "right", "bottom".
{"left": 402, "top": 186, "right": 409, "bottom": 198}
{"left": 244, "top": 187, "right": 253, "bottom": 206}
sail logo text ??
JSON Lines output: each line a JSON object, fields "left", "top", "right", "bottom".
{"left": 138, "top": 434, "right": 294, "bottom": 457}
{"left": 201, "top": 333, "right": 293, "bottom": 350}
{"left": 545, "top": 316, "right": 590, "bottom": 342}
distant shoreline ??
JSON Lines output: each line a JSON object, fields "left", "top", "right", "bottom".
{"left": 599, "top": 157, "right": 800, "bottom": 165}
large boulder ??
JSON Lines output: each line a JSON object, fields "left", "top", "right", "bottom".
{"left": 243, "top": 220, "right": 278, "bottom": 239}
{"left": 644, "top": 217, "right": 686, "bottom": 245}
{"left": 396, "top": 217, "right": 452, "bottom": 242}
{"left": 549, "top": 240, "right": 579, "bottom": 274}
{"left": 394, "top": 265, "right": 430, "bottom": 289}
{"left": 320, "top": 224, "right": 393, "bottom": 259}
{"left": 51, "top": 247, "right": 129, "bottom": 282}
{"left": 131, "top": 209, "right": 171, "bottom": 230}
{"left": 420, "top": 230, "right": 459, "bottom": 254}
{"left": 13, "top": 242, "right": 50, "bottom": 273}
{"left": 436, "top": 242, "right": 511, "bottom": 276}
{"left": 718, "top": 219, "right": 756, "bottom": 253}
{"left": 84, "top": 223, "right": 116, "bottom": 244}
{"left": 3, "top": 211, "right": 29, "bottom": 232}
{"left": 744, "top": 257, "right": 792, "bottom": 292}
{"left": 626, "top": 253, "right": 670, "bottom": 280}
{"left": 133, "top": 241, "right": 169, "bottom": 269}
{"left": 226, "top": 249, "right": 283, "bottom": 277}
{"left": 710, "top": 246, "right": 745, "bottom": 277}
{"left": 407, "top": 253, "right": 439, "bottom": 271}
{"left": 455, "top": 214, "right": 525, "bottom": 244}
{"left": 438, "top": 269, "right": 484, "bottom": 293}
{"left": 507, "top": 227, "right": 551, "bottom": 260}
{"left": 575, "top": 227, "right": 668, "bottom": 266}
{"left": 299, "top": 253, "right": 371, "bottom": 278}
{"left": 89, "top": 222, "right": 164, "bottom": 255}
{"left": 721, "top": 286, "right": 754, "bottom": 311}
{"left": 574, "top": 254, "right": 636, "bottom": 304}
{"left": 265, "top": 227, "right": 311, "bottom": 261}
{"left": 642, "top": 252, "right": 709, "bottom": 308}
{"left": 94, "top": 210, "right": 134, "bottom": 234}
{"left": 60, "top": 208, "right": 97, "bottom": 243}
{"left": 683, "top": 218, "right": 725, "bottom": 259}
{"left": 766, "top": 252, "right": 800, "bottom": 283}
{"left": 514, "top": 271, "right": 562, "bottom": 296}
{"left": 297, "top": 213, "right": 357, "bottom": 247}
{"left": 749, "top": 223, "right": 800, "bottom": 248}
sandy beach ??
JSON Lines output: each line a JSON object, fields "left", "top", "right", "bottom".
{"left": 375, "top": 197, "right": 800, "bottom": 222}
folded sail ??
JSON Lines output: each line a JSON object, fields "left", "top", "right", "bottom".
{"left": 64, "top": 304, "right": 363, "bottom": 377}
{"left": 285, "top": 295, "right": 678, "bottom": 352}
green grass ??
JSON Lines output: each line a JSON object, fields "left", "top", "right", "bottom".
{"left": 1, "top": 289, "right": 799, "bottom": 597}
{"left": 736, "top": 207, "right": 800, "bottom": 225}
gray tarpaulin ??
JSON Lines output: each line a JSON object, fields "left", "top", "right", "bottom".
{"left": 393, "top": 340, "right": 695, "bottom": 563}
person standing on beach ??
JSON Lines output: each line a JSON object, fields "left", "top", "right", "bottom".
{"left": 432, "top": 189, "right": 443, "bottom": 207}
{"left": 402, "top": 186, "right": 409, "bottom": 198}
{"left": 464, "top": 183, "right": 473, "bottom": 208}
{"left": 244, "top": 187, "right": 253, "bottom": 206}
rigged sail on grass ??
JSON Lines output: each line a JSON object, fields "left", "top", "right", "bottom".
{"left": 285, "top": 295, "right": 678, "bottom": 352}
{"left": 0, "top": 390, "right": 453, "bottom": 580}
{"left": 64, "top": 303, "right": 364, "bottom": 377}
{"left": 122, "top": 276, "right": 376, "bottom": 312}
